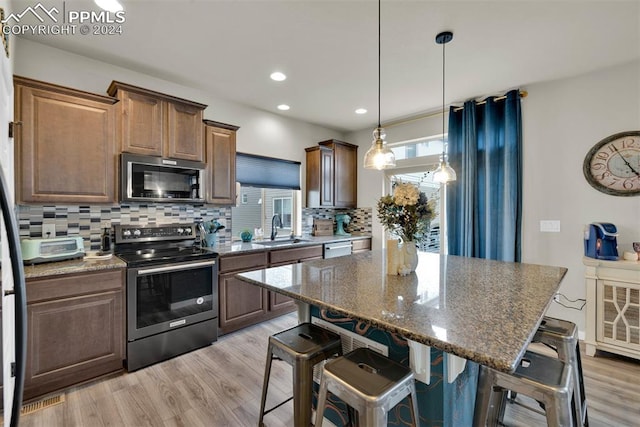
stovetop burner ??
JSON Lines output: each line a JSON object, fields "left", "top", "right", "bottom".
{"left": 114, "top": 223, "right": 217, "bottom": 267}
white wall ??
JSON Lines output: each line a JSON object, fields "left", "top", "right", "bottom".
{"left": 521, "top": 60, "right": 640, "bottom": 333}
{"left": 13, "top": 38, "right": 344, "bottom": 166}
{"left": 350, "top": 60, "right": 640, "bottom": 334}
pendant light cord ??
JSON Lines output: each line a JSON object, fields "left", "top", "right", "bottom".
{"left": 441, "top": 36, "right": 445, "bottom": 159}
{"left": 378, "top": 0, "right": 381, "bottom": 129}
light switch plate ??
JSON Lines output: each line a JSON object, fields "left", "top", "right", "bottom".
{"left": 42, "top": 224, "right": 55, "bottom": 238}
{"left": 540, "top": 220, "right": 561, "bottom": 233}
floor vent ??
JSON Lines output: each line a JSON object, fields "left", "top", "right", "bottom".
{"left": 21, "top": 393, "right": 65, "bottom": 416}
{"left": 311, "top": 316, "right": 389, "bottom": 383}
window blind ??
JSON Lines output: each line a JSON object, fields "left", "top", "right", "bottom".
{"left": 236, "top": 153, "right": 301, "bottom": 190}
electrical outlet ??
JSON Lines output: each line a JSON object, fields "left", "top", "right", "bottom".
{"left": 540, "top": 220, "right": 561, "bottom": 233}
{"left": 42, "top": 224, "right": 55, "bottom": 239}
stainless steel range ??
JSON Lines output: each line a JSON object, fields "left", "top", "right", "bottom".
{"left": 114, "top": 223, "right": 218, "bottom": 371}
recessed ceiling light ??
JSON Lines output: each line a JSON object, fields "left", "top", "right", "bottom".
{"left": 277, "top": 104, "right": 290, "bottom": 111}
{"left": 355, "top": 108, "right": 367, "bottom": 115}
{"left": 94, "top": 0, "right": 123, "bottom": 12}
{"left": 270, "top": 72, "right": 287, "bottom": 82}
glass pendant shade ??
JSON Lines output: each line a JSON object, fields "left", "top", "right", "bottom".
{"left": 363, "top": 126, "right": 396, "bottom": 170}
{"left": 433, "top": 156, "right": 457, "bottom": 183}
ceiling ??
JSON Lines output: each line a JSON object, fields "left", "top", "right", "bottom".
{"left": 12, "top": 0, "right": 640, "bottom": 132}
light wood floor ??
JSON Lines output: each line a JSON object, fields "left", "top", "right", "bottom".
{"left": 16, "top": 313, "right": 640, "bottom": 427}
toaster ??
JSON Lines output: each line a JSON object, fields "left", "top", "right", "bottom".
{"left": 21, "top": 236, "right": 85, "bottom": 264}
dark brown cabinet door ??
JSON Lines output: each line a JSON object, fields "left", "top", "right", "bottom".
{"left": 24, "top": 290, "right": 123, "bottom": 399}
{"left": 108, "top": 81, "right": 207, "bottom": 162}
{"left": 119, "top": 89, "right": 163, "bottom": 156}
{"left": 269, "top": 291, "right": 295, "bottom": 312}
{"left": 267, "top": 247, "right": 323, "bottom": 313}
{"left": 320, "top": 148, "right": 334, "bottom": 206}
{"left": 332, "top": 141, "right": 357, "bottom": 207}
{"left": 306, "top": 140, "right": 357, "bottom": 208}
{"left": 15, "top": 77, "right": 118, "bottom": 204}
{"left": 219, "top": 272, "right": 268, "bottom": 335}
{"left": 205, "top": 121, "right": 239, "bottom": 205}
{"left": 305, "top": 146, "right": 334, "bottom": 207}
{"left": 23, "top": 269, "right": 125, "bottom": 400}
{"left": 166, "top": 101, "right": 205, "bottom": 162}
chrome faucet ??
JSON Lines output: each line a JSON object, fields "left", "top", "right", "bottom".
{"left": 270, "top": 214, "right": 282, "bottom": 240}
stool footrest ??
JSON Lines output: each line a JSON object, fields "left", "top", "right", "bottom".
{"left": 508, "top": 396, "right": 546, "bottom": 417}
{"left": 263, "top": 396, "right": 294, "bottom": 416}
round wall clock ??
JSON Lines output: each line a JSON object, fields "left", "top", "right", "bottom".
{"left": 583, "top": 131, "right": 640, "bottom": 196}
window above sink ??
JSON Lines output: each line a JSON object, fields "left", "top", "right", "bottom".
{"left": 231, "top": 185, "right": 300, "bottom": 241}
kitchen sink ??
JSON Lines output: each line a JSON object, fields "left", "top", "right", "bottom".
{"left": 254, "top": 238, "right": 311, "bottom": 247}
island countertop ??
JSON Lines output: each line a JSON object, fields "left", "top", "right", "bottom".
{"left": 236, "top": 250, "right": 567, "bottom": 373}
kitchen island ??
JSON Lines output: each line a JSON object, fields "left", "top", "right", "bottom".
{"left": 236, "top": 250, "right": 567, "bottom": 426}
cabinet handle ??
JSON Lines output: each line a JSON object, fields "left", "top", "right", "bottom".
{"left": 137, "top": 260, "right": 216, "bottom": 275}
{"left": 326, "top": 244, "right": 352, "bottom": 250}
{"left": 8, "top": 121, "right": 22, "bottom": 138}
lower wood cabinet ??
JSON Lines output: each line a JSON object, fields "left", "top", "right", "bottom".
{"left": 352, "top": 238, "right": 372, "bottom": 253}
{"left": 218, "top": 245, "right": 323, "bottom": 335}
{"left": 24, "top": 269, "right": 125, "bottom": 401}
{"left": 268, "top": 245, "right": 323, "bottom": 312}
{"left": 218, "top": 252, "right": 268, "bottom": 335}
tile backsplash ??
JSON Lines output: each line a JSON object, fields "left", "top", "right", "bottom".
{"left": 18, "top": 204, "right": 232, "bottom": 251}
{"left": 18, "top": 204, "right": 373, "bottom": 251}
{"left": 302, "top": 207, "right": 372, "bottom": 236}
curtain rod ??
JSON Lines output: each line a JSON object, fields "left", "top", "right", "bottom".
{"left": 452, "top": 90, "right": 528, "bottom": 112}
{"left": 383, "top": 90, "right": 528, "bottom": 129}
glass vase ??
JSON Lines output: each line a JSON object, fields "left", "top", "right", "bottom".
{"left": 399, "top": 240, "right": 419, "bottom": 275}
{"left": 387, "top": 239, "right": 418, "bottom": 275}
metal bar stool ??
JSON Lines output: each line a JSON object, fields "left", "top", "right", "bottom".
{"left": 259, "top": 322, "right": 342, "bottom": 427}
{"left": 501, "top": 316, "right": 588, "bottom": 426}
{"left": 474, "top": 350, "right": 575, "bottom": 427}
{"left": 315, "top": 347, "right": 420, "bottom": 427}
{"left": 533, "top": 316, "right": 588, "bottom": 426}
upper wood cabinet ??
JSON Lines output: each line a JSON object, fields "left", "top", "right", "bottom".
{"left": 305, "top": 139, "right": 358, "bottom": 208}
{"left": 14, "top": 76, "right": 118, "bottom": 204}
{"left": 204, "top": 120, "right": 239, "bottom": 205}
{"left": 107, "top": 81, "right": 207, "bottom": 162}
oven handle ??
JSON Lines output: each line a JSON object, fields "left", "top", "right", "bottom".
{"left": 136, "top": 260, "right": 217, "bottom": 275}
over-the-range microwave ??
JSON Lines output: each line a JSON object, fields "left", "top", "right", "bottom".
{"left": 121, "top": 153, "right": 206, "bottom": 204}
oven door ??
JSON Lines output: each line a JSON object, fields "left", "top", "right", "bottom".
{"left": 127, "top": 259, "right": 217, "bottom": 341}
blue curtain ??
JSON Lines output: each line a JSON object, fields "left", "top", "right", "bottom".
{"left": 446, "top": 89, "right": 522, "bottom": 262}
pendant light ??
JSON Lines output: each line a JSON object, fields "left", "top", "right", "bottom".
{"left": 433, "top": 31, "right": 456, "bottom": 183}
{"left": 363, "top": 0, "right": 396, "bottom": 170}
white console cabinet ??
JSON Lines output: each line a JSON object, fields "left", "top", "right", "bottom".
{"left": 584, "top": 257, "right": 640, "bottom": 360}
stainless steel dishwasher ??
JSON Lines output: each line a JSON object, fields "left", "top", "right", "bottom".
{"left": 323, "top": 241, "right": 352, "bottom": 259}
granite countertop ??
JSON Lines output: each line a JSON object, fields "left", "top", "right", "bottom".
{"left": 23, "top": 254, "right": 126, "bottom": 279}
{"left": 236, "top": 250, "right": 567, "bottom": 373}
{"left": 212, "top": 233, "right": 371, "bottom": 256}
{"left": 20, "top": 234, "right": 371, "bottom": 278}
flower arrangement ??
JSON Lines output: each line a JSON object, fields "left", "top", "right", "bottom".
{"left": 376, "top": 182, "right": 435, "bottom": 243}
